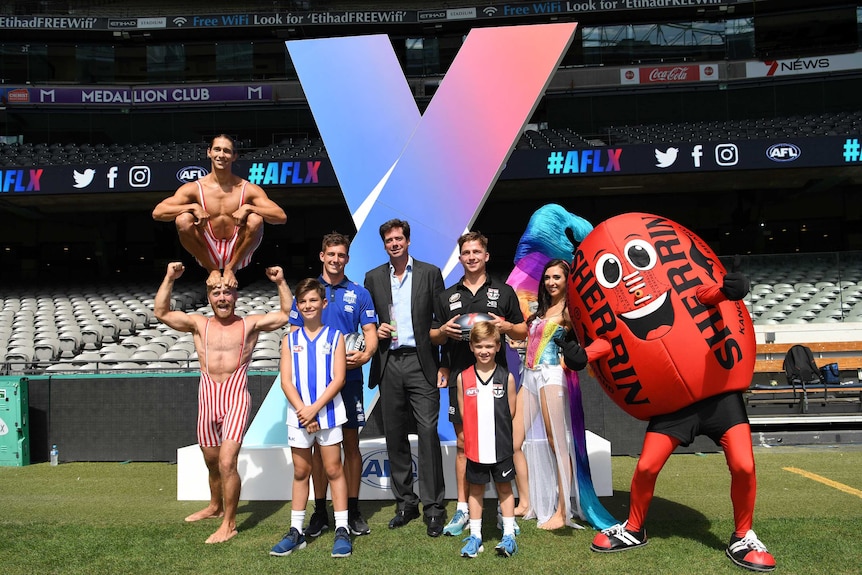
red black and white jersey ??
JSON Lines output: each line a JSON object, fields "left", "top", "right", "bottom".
{"left": 461, "top": 364, "right": 513, "bottom": 464}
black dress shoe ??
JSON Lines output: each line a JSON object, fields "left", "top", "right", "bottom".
{"left": 426, "top": 514, "right": 445, "bottom": 537}
{"left": 388, "top": 507, "right": 420, "bottom": 529}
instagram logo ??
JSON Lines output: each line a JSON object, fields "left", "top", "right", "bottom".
{"left": 129, "top": 165, "right": 151, "bottom": 187}
{"left": 714, "top": 143, "right": 738, "bottom": 167}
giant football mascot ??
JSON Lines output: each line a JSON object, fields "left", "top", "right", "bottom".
{"left": 561, "top": 212, "right": 775, "bottom": 573}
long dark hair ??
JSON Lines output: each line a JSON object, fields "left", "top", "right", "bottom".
{"left": 528, "top": 259, "right": 571, "bottom": 327}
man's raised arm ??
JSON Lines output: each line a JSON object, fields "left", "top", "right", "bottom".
{"left": 154, "top": 262, "right": 197, "bottom": 333}
{"left": 253, "top": 266, "right": 293, "bottom": 333}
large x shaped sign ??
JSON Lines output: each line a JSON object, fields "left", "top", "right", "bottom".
{"left": 244, "top": 23, "right": 577, "bottom": 445}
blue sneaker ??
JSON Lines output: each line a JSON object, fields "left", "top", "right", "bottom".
{"left": 460, "top": 535, "right": 484, "bottom": 558}
{"left": 495, "top": 534, "right": 518, "bottom": 557}
{"left": 331, "top": 527, "right": 353, "bottom": 558}
{"left": 444, "top": 509, "right": 469, "bottom": 536}
{"left": 270, "top": 527, "right": 307, "bottom": 556}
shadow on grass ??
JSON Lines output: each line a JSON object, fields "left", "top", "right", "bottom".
{"left": 236, "top": 501, "right": 286, "bottom": 533}
{"left": 356, "top": 499, "right": 399, "bottom": 520}
{"left": 595, "top": 490, "right": 726, "bottom": 552}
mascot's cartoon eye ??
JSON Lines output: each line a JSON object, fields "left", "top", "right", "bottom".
{"left": 595, "top": 253, "right": 622, "bottom": 289}
{"left": 624, "top": 239, "right": 657, "bottom": 271}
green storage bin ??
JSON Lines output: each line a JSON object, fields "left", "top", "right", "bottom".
{"left": 0, "top": 377, "right": 30, "bottom": 466}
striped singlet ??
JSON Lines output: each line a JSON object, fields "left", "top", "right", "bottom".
{"left": 196, "top": 179, "right": 260, "bottom": 271}
{"left": 197, "top": 317, "right": 251, "bottom": 447}
{"left": 286, "top": 326, "right": 346, "bottom": 430}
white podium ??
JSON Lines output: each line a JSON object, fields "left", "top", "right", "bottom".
{"left": 177, "top": 432, "right": 612, "bottom": 500}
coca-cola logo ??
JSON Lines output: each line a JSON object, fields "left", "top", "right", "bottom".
{"left": 647, "top": 66, "right": 691, "bottom": 82}
{"left": 625, "top": 70, "right": 635, "bottom": 80}
{"left": 703, "top": 65, "right": 715, "bottom": 77}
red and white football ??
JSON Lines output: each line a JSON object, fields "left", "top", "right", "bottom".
{"left": 454, "top": 312, "right": 496, "bottom": 341}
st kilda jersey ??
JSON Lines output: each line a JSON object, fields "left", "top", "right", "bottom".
{"left": 461, "top": 364, "right": 513, "bottom": 464}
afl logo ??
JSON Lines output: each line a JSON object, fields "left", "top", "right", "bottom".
{"left": 176, "top": 165, "right": 209, "bottom": 183}
{"left": 360, "top": 448, "right": 418, "bottom": 490}
{"left": 766, "top": 143, "right": 801, "bottom": 162}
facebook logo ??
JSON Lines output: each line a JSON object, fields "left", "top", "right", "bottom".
{"left": 107, "top": 166, "right": 118, "bottom": 189}
{"left": 691, "top": 145, "right": 703, "bottom": 168}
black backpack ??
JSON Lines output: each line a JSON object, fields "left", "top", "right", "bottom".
{"left": 783, "top": 344, "right": 824, "bottom": 387}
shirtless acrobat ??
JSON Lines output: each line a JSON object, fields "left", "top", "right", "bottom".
{"left": 153, "top": 134, "right": 287, "bottom": 289}
{"left": 155, "top": 261, "right": 292, "bottom": 543}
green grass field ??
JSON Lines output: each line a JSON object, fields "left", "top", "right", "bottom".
{"left": 1, "top": 445, "right": 860, "bottom": 575}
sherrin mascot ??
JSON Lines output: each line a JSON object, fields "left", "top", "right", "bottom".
{"left": 560, "top": 212, "right": 775, "bottom": 572}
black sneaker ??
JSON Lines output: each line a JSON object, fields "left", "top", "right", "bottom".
{"left": 726, "top": 530, "right": 776, "bottom": 572}
{"left": 348, "top": 510, "right": 371, "bottom": 536}
{"left": 306, "top": 510, "right": 330, "bottom": 537}
{"left": 590, "top": 521, "right": 647, "bottom": 552}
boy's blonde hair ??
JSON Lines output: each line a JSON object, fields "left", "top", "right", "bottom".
{"left": 469, "top": 320, "right": 500, "bottom": 345}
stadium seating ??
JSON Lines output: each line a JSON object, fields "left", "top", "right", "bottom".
{"left": 0, "top": 276, "right": 303, "bottom": 373}
{"left": 2, "top": 109, "right": 859, "bottom": 168}
{"left": 743, "top": 253, "right": 862, "bottom": 325}
{"left": 3, "top": 254, "right": 861, "bottom": 376}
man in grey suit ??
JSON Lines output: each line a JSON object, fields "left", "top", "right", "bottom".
{"left": 364, "top": 219, "right": 447, "bottom": 537}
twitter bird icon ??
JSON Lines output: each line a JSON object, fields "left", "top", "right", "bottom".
{"left": 73, "top": 169, "right": 96, "bottom": 188}
{"left": 655, "top": 147, "right": 678, "bottom": 168}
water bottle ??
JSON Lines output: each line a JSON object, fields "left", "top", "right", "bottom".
{"left": 388, "top": 304, "right": 398, "bottom": 345}
{"left": 50, "top": 444, "right": 59, "bottom": 466}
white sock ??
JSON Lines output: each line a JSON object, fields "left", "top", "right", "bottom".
{"left": 457, "top": 501, "right": 469, "bottom": 514}
{"left": 470, "top": 519, "right": 482, "bottom": 541}
{"left": 291, "top": 510, "right": 306, "bottom": 533}
{"left": 502, "top": 516, "right": 516, "bottom": 537}
{"left": 334, "top": 510, "right": 348, "bottom": 531}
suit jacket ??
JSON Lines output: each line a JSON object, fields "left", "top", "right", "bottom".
{"left": 364, "top": 257, "right": 444, "bottom": 388}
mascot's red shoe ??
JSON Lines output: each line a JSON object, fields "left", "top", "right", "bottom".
{"left": 590, "top": 521, "right": 647, "bottom": 553}
{"left": 726, "top": 530, "right": 776, "bottom": 572}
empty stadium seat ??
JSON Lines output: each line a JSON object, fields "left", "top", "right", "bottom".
{"left": 130, "top": 349, "right": 159, "bottom": 361}
{"left": 33, "top": 338, "right": 61, "bottom": 363}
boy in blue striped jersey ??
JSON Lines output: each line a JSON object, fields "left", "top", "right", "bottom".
{"left": 270, "top": 278, "right": 352, "bottom": 558}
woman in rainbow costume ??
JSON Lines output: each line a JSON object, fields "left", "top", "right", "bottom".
{"left": 506, "top": 204, "right": 615, "bottom": 531}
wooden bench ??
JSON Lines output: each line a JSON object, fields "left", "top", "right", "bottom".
{"left": 746, "top": 384, "right": 862, "bottom": 414}
{"left": 754, "top": 342, "right": 862, "bottom": 374}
